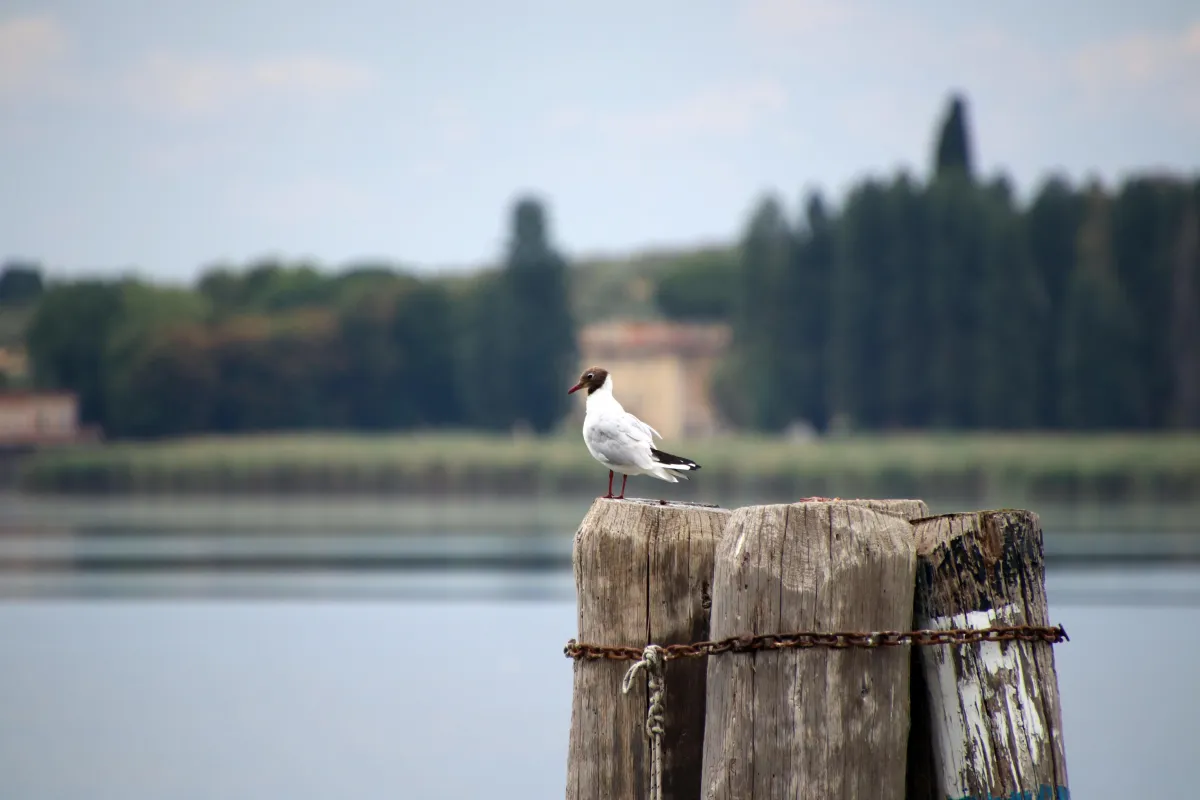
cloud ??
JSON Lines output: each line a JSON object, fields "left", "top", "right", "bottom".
{"left": 549, "top": 80, "right": 788, "bottom": 144}
{"left": 739, "top": 0, "right": 858, "bottom": 40}
{"left": 1072, "top": 22, "right": 1200, "bottom": 88}
{"left": 0, "top": 13, "right": 69, "bottom": 98}
{"left": 227, "top": 176, "right": 374, "bottom": 225}
{"left": 124, "top": 53, "right": 376, "bottom": 117}
{"left": 1070, "top": 22, "right": 1200, "bottom": 122}
{"left": 430, "top": 100, "right": 476, "bottom": 145}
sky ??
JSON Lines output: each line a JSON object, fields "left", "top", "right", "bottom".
{"left": 2, "top": 1, "right": 1199, "bottom": 284}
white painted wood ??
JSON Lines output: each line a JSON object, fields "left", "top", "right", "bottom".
{"left": 909, "top": 510, "right": 1070, "bottom": 800}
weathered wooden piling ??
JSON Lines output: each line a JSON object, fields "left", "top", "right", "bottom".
{"left": 907, "top": 510, "right": 1069, "bottom": 800}
{"left": 700, "top": 499, "right": 927, "bottom": 800}
{"left": 566, "top": 498, "right": 730, "bottom": 800}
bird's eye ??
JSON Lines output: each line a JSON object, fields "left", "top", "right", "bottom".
{"left": 586, "top": 372, "right": 594, "bottom": 380}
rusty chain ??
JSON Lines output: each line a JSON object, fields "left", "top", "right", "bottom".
{"left": 564, "top": 624, "right": 1068, "bottom": 663}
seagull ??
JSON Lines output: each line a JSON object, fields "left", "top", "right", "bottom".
{"left": 567, "top": 366, "right": 701, "bottom": 500}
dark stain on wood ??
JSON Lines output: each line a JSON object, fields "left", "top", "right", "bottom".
{"left": 907, "top": 510, "right": 1069, "bottom": 800}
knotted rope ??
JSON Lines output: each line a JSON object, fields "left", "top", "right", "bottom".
{"left": 621, "top": 644, "right": 666, "bottom": 800}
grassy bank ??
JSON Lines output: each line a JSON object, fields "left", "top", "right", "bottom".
{"left": 15, "top": 431, "right": 1200, "bottom": 504}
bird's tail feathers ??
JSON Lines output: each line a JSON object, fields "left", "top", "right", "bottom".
{"left": 650, "top": 448, "right": 701, "bottom": 473}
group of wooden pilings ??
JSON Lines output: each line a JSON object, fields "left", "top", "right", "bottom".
{"left": 564, "top": 498, "right": 1070, "bottom": 800}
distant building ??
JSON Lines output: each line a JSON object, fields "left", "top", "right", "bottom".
{"left": 576, "top": 319, "right": 731, "bottom": 439}
{"left": 0, "top": 391, "right": 89, "bottom": 447}
{"left": 0, "top": 347, "right": 28, "bottom": 383}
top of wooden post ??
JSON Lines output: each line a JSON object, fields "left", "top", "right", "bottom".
{"left": 912, "top": 508, "right": 1046, "bottom": 620}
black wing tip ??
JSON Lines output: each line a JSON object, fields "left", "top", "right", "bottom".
{"left": 650, "top": 447, "right": 701, "bottom": 470}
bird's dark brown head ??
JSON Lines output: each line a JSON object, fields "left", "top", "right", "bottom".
{"left": 567, "top": 366, "right": 609, "bottom": 395}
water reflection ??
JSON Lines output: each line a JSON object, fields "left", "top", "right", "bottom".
{"left": 1, "top": 496, "right": 1199, "bottom": 800}
{"left": 1, "top": 570, "right": 1198, "bottom": 800}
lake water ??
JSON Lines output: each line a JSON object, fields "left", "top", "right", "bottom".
{"left": 0, "top": 495, "right": 1197, "bottom": 799}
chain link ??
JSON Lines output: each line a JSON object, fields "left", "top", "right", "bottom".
{"left": 564, "top": 624, "right": 1068, "bottom": 662}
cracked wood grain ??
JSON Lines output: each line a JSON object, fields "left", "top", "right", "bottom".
{"left": 700, "top": 499, "right": 926, "bottom": 799}
{"left": 566, "top": 497, "right": 730, "bottom": 800}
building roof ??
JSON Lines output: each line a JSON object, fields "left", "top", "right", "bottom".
{"left": 0, "top": 391, "right": 78, "bottom": 404}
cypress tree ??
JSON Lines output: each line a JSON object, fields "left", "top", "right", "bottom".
{"left": 925, "top": 173, "right": 987, "bottom": 427}
{"left": 933, "top": 93, "right": 975, "bottom": 180}
{"left": 457, "top": 270, "right": 515, "bottom": 430}
{"left": 1025, "top": 176, "right": 1084, "bottom": 427}
{"left": 716, "top": 194, "right": 794, "bottom": 430}
{"left": 1169, "top": 188, "right": 1200, "bottom": 427}
{"left": 499, "top": 196, "right": 577, "bottom": 433}
{"left": 880, "top": 173, "right": 932, "bottom": 428}
{"left": 976, "top": 177, "right": 1043, "bottom": 429}
{"left": 1111, "top": 177, "right": 1188, "bottom": 427}
{"left": 791, "top": 191, "right": 835, "bottom": 432}
{"left": 829, "top": 180, "right": 891, "bottom": 430}
{"left": 1059, "top": 185, "right": 1143, "bottom": 428}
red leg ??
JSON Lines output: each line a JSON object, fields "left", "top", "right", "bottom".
{"left": 617, "top": 474, "right": 627, "bottom": 499}
{"left": 603, "top": 470, "right": 614, "bottom": 499}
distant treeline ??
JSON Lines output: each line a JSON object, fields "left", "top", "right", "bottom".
{"left": 11, "top": 200, "right": 576, "bottom": 438}
{"left": 665, "top": 96, "right": 1200, "bottom": 432}
{"left": 5, "top": 94, "right": 1200, "bottom": 438}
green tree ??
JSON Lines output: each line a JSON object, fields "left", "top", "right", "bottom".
{"left": 925, "top": 172, "right": 987, "bottom": 427}
{"left": 207, "top": 310, "right": 341, "bottom": 432}
{"left": 933, "top": 93, "right": 975, "bottom": 180}
{"left": 1110, "top": 177, "right": 1188, "bottom": 427}
{"left": 336, "top": 281, "right": 409, "bottom": 429}
{"left": 498, "top": 197, "right": 576, "bottom": 433}
{"left": 653, "top": 248, "right": 738, "bottom": 321}
{"left": 0, "top": 261, "right": 44, "bottom": 307}
{"left": 25, "top": 280, "right": 124, "bottom": 426}
{"left": 874, "top": 173, "right": 933, "bottom": 428}
{"left": 103, "top": 282, "right": 211, "bottom": 436}
{"left": 829, "top": 180, "right": 890, "bottom": 429}
{"left": 976, "top": 178, "right": 1044, "bottom": 429}
{"left": 457, "top": 270, "right": 514, "bottom": 429}
{"left": 331, "top": 263, "right": 404, "bottom": 310}
{"left": 197, "top": 260, "right": 337, "bottom": 316}
{"left": 390, "top": 280, "right": 461, "bottom": 426}
{"left": 1025, "top": 176, "right": 1084, "bottom": 427}
{"left": 715, "top": 194, "right": 794, "bottom": 429}
{"left": 106, "top": 325, "right": 219, "bottom": 437}
{"left": 196, "top": 266, "right": 243, "bottom": 317}
{"left": 789, "top": 190, "right": 836, "bottom": 431}
{"left": 1059, "top": 185, "right": 1143, "bottom": 428}
{"left": 1169, "top": 188, "right": 1200, "bottom": 427}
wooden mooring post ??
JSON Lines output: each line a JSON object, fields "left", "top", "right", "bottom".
{"left": 907, "top": 510, "right": 1070, "bottom": 800}
{"left": 700, "top": 499, "right": 927, "bottom": 800}
{"left": 565, "top": 498, "right": 730, "bottom": 800}
{"left": 563, "top": 499, "right": 1070, "bottom": 800}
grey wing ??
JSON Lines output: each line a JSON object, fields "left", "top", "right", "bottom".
{"left": 586, "top": 412, "right": 659, "bottom": 469}
{"left": 626, "top": 413, "right": 662, "bottom": 442}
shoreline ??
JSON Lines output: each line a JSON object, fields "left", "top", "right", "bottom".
{"left": 11, "top": 431, "right": 1200, "bottom": 505}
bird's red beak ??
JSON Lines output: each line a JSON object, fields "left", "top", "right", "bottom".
{"left": 567, "top": 382, "right": 584, "bottom": 395}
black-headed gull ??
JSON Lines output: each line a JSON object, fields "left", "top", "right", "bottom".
{"left": 567, "top": 365, "right": 701, "bottom": 499}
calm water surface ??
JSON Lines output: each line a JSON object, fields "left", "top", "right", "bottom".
{"left": 0, "top": 496, "right": 1197, "bottom": 800}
